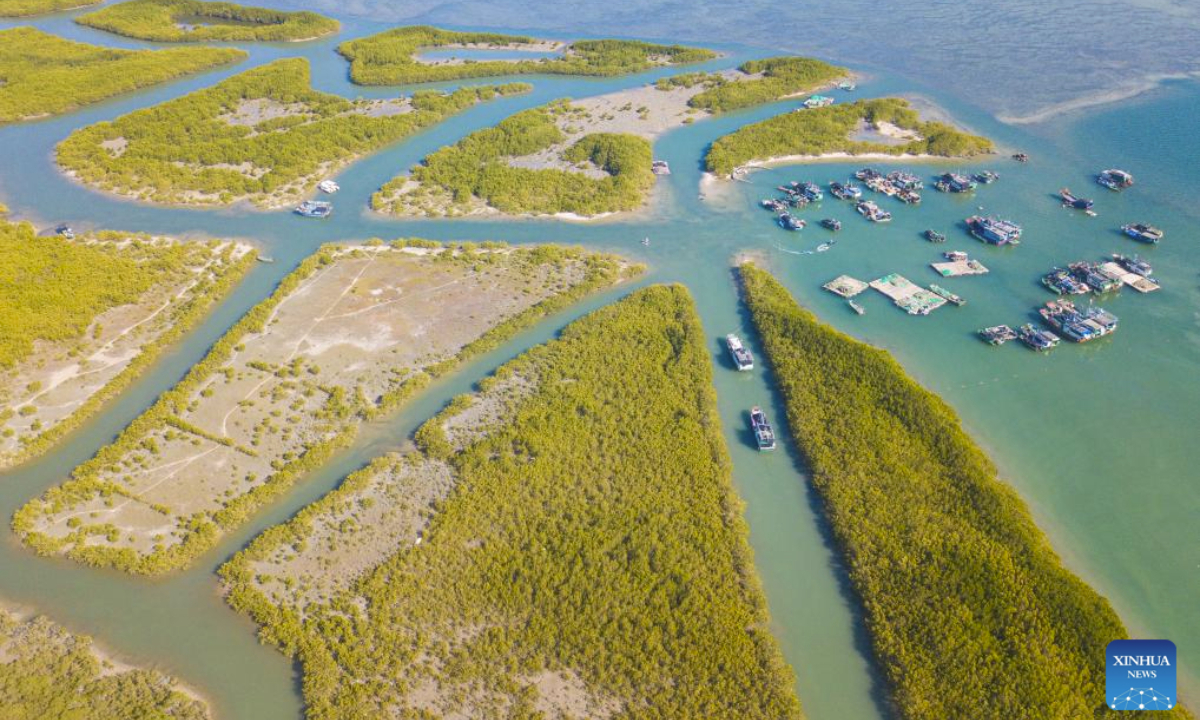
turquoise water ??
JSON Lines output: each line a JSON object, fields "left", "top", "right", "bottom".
{"left": 1, "top": 9, "right": 1198, "bottom": 720}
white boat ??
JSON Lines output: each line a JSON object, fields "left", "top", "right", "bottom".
{"left": 317, "top": 180, "right": 340, "bottom": 194}
{"left": 726, "top": 334, "right": 754, "bottom": 371}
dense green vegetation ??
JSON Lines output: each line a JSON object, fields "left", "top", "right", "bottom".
{"left": 76, "top": 0, "right": 339, "bottom": 42}
{"left": 0, "top": 217, "right": 255, "bottom": 467}
{"left": 222, "top": 284, "right": 801, "bottom": 719}
{"left": 15, "top": 242, "right": 636, "bottom": 574}
{"left": 56, "top": 58, "right": 529, "bottom": 206}
{"left": 338, "top": 25, "right": 715, "bottom": 85}
{"left": 374, "top": 100, "right": 654, "bottom": 217}
{"left": 0, "top": 0, "right": 100, "bottom": 17}
{"left": 657, "top": 56, "right": 847, "bottom": 113}
{"left": 0, "top": 609, "right": 209, "bottom": 718}
{"left": 0, "top": 27, "right": 244, "bottom": 124}
{"left": 739, "top": 264, "right": 1194, "bottom": 720}
{"left": 705, "top": 97, "right": 994, "bottom": 176}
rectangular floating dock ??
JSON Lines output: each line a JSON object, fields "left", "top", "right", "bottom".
{"left": 931, "top": 258, "right": 989, "bottom": 277}
{"left": 1099, "top": 262, "right": 1160, "bottom": 293}
{"left": 823, "top": 275, "right": 869, "bottom": 298}
{"left": 870, "top": 273, "right": 947, "bottom": 315}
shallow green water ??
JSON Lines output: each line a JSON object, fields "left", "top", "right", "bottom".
{"left": 0, "top": 11, "right": 1197, "bottom": 720}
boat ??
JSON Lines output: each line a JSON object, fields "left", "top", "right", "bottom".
{"left": 942, "top": 250, "right": 968, "bottom": 262}
{"left": 848, "top": 299, "right": 865, "bottom": 315}
{"left": 837, "top": 80, "right": 856, "bottom": 91}
{"left": 854, "top": 167, "right": 882, "bottom": 181}
{"left": 887, "top": 171, "right": 923, "bottom": 190}
{"left": 1121, "top": 223, "right": 1164, "bottom": 244}
{"left": 820, "top": 218, "right": 842, "bottom": 231}
{"left": 761, "top": 198, "right": 787, "bottom": 212}
{"left": 750, "top": 406, "right": 777, "bottom": 451}
{"left": 641, "top": 237, "right": 651, "bottom": 246}
{"left": 978, "top": 325, "right": 1017, "bottom": 345}
{"left": 295, "top": 200, "right": 333, "bottom": 219}
{"left": 54, "top": 224, "right": 75, "bottom": 240}
{"left": 1012, "top": 152, "right": 1030, "bottom": 162}
{"left": 257, "top": 255, "right": 275, "bottom": 263}
{"left": 1068, "top": 261, "right": 1121, "bottom": 293}
{"left": 803, "top": 94, "right": 835, "bottom": 109}
{"left": 972, "top": 170, "right": 1000, "bottom": 184}
{"left": 815, "top": 242, "right": 833, "bottom": 252}
{"left": 1041, "top": 268, "right": 1089, "bottom": 295}
{"left": 856, "top": 200, "right": 892, "bottom": 223}
{"left": 798, "top": 181, "right": 824, "bottom": 201}
{"left": 651, "top": 160, "right": 671, "bottom": 175}
{"left": 965, "top": 215, "right": 1022, "bottom": 245}
{"left": 1112, "top": 253, "right": 1152, "bottom": 277}
{"left": 828, "top": 181, "right": 862, "bottom": 200}
{"left": 1058, "top": 187, "right": 1094, "bottom": 210}
{"left": 777, "top": 212, "right": 806, "bottom": 231}
{"left": 726, "top": 334, "right": 754, "bottom": 371}
{"left": 1017, "top": 323, "right": 1060, "bottom": 351}
{"left": 924, "top": 229, "right": 947, "bottom": 243}
{"left": 896, "top": 188, "right": 922, "bottom": 205}
{"left": 1039, "top": 299, "right": 1116, "bottom": 342}
{"left": 317, "top": 179, "right": 339, "bottom": 194}
{"left": 1097, "top": 168, "right": 1133, "bottom": 191}
{"left": 934, "top": 173, "right": 977, "bottom": 193}
{"left": 929, "top": 284, "right": 965, "bottom": 306}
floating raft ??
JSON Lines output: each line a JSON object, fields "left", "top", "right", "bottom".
{"left": 823, "top": 275, "right": 869, "bottom": 298}
{"left": 1099, "top": 262, "right": 1160, "bottom": 293}
{"left": 931, "top": 258, "right": 989, "bottom": 277}
{"left": 870, "top": 273, "right": 947, "bottom": 315}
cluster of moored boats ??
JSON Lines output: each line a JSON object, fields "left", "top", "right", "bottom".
{"left": 978, "top": 299, "right": 1119, "bottom": 351}
{"left": 724, "top": 334, "right": 778, "bottom": 451}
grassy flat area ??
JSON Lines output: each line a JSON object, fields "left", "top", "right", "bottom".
{"left": 373, "top": 100, "right": 654, "bottom": 218}
{"left": 339, "top": 25, "right": 716, "bottom": 85}
{"left": 0, "top": 0, "right": 99, "bottom": 17}
{"left": 0, "top": 607, "right": 208, "bottom": 718}
{"left": 15, "top": 242, "right": 636, "bottom": 574}
{"left": 221, "top": 284, "right": 802, "bottom": 719}
{"left": 739, "top": 263, "right": 1195, "bottom": 720}
{"left": 706, "top": 97, "right": 994, "bottom": 176}
{"left": 56, "top": 58, "right": 529, "bottom": 208}
{"left": 76, "top": 0, "right": 339, "bottom": 43}
{"left": 0, "top": 27, "right": 245, "bottom": 124}
{"left": 657, "top": 56, "right": 848, "bottom": 112}
{"left": 0, "top": 217, "right": 254, "bottom": 469}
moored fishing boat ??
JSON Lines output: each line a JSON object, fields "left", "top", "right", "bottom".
{"left": 750, "top": 406, "right": 777, "bottom": 451}
{"left": 1017, "top": 323, "right": 1060, "bottom": 351}
{"left": 1121, "top": 223, "right": 1163, "bottom": 244}
{"left": 887, "top": 170, "right": 923, "bottom": 190}
{"left": 857, "top": 200, "right": 892, "bottom": 223}
{"left": 295, "top": 200, "right": 333, "bottom": 218}
{"left": 848, "top": 299, "right": 865, "bottom": 315}
{"left": 1112, "top": 253, "right": 1153, "bottom": 277}
{"left": 317, "top": 179, "right": 339, "bottom": 194}
{"left": 829, "top": 180, "right": 862, "bottom": 200}
{"left": 934, "top": 172, "right": 976, "bottom": 193}
{"left": 1041, "top": 268, "right": 1090, "bottom": 295}
{"left": 897, "top": 188, "right": 921, "bottom": 205}
{"left": 972, "top": 170, "right": 999, "bottom": 184}
{"left": 854, "top": 167, "right": 882, "bottom": 181}
{"left": 1058, "top": 187, "right": 1094, "bottom": 210}
{"left": 965, "top": 215, "right": 1022, "bottom": 245}
{"left": 1097, "top": 168, "right": 1133, "bottom": 191}
{"left": 924, "top": 229, "right": 947, "bottom": 243}
{"left": 979, "top": 325, "right": 1017, "bottom": 345}
{"left": 820, "top": 218, "right": 842, "bottom": 231}
{"left": 778, "top": 212, "right": 806, "bottom": 231}
{"left": 929, "top": 284, "right": 965, "bottom": 306}
{"left": 1068, "top": 261, "right": 1121, "bottom": 293}
{"left": 726, "top": 334, "right": 754, "bottom": 371}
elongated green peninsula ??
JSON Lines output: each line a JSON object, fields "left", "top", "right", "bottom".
{"left": 0, "top": 217, "right": 255, "bottom": 470}
{"left": 56, "top": 58, "right": 529, "bottom": 207}
{"left": 339, "top": 25, "right": 716, "bottom": 85}
{"left": 739, "top": 264, "right": 1194, "bottom": 720}
{"left": 76, "top": 0, "right": 339, "bottom": 43}
{"left": 706, "top": 97, "right": 993, "bottom": 176}
{"left": 15, "top": 242, "right": 635, "bottom": 574}
{"left": 0, "top": 606, "right": 209, "bottom": 718}
{"left": 222, "top": 284, "right": 802, "bottom": 719}
{"left": 0, "top": 27, "right": 244, "bottom": 124}
{"left": 0, "top": 0, "right": 100, "bottom": 17}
